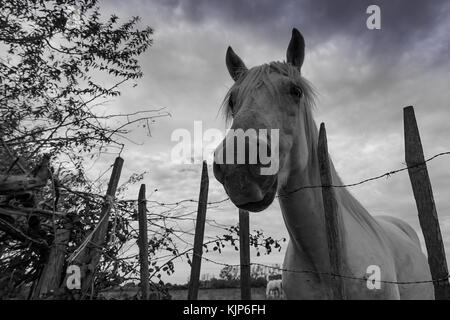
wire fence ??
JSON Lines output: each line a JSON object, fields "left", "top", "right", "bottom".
{"left": 195, "top": 253, "right": 450, "bottom": 286}
{"left": 43, "top": 150, "right": 450, "bottom": 293}
{"left": 135, "top": 150, "right": 450, "bottom": 206}
{"left": 176, "top": 150, "right": 450, "bottom": 288}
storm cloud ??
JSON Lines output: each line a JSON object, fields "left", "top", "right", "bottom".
{"left": 154, "top": 0, "right": 450, "bottom": 65}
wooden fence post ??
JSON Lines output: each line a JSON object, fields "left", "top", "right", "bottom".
{"left": 64, "top": 157, "right": 123, "bottom": 298}
{"left": 318, "top": 123, "right": 346, "bottom": 300}
{"left": 33, "top": 220, "right": 72, "bottom": 298}
{"left": 239, "top": 209, "right": 251, "bottom": 300}
{"left": 187, "top": 161, "right": 209, "bottom": 300}
{"left": 404, "top": 106, "right": 450, "bottom": 300}
{"left": 138, "top": 184, "right": 150, "bottom": 300}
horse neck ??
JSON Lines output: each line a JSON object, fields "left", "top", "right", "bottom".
{"left": 277, "top": 122, "right": 343, "bottom": 273}
{"left": 277, "top": 117, "right": 380, "bottom": 274}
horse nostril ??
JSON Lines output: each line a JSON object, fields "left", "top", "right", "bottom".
{"left": 213, "top": 161, "right": 224, "bottom": 183}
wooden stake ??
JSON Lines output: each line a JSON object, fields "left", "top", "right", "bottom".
{"left": 404, "top": 106, "right": 450, "bottom": 300}
{"left": 239, "top": 209, "right": 251, "bottom": 300}
{"left": 138, "top": 184, "right": 150, "bottom": 300}
{"left": 64, "top": 157, "right": 124, "bottom": 298}
{"left": 318, "top": 123, "right": 346, "bottom": 300}
{"left": 187, "top": 161, "right": 209, "bottom": 300}
{"left": 33, "top": 221, "right": 72, "bottom": 298}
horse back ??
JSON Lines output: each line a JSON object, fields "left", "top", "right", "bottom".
{"left": 376, "top": 215, "right": 421, "bottom": 248}
{"left": 375, "top": 215, "right": 434, "bottom": 299}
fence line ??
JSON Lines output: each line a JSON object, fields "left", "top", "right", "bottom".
{"left": 62, "top": 232, "right": 450, "bottom": 288}
{"left": 54, "top": 108, "right": 450, "bottom": 299}
{"left": 122, "top": 150, "right": 450, "bottom": 207}
{"left": 196, "top": 253, "right": 450, "bottom": 286}
{"left": 60, "top": 151, "right": 450, "bottom": 281}
{"left": 58, "top": 149, "right": 450, "bottom": 211}
{"left": 57, "top": 149, "right": 450, "bottom": 290}
{"left": 278, "top": 151, "right": 450, "bottom": 197}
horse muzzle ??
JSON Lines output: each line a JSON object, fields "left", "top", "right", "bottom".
{"left": 213, "top": 163, "right": 278, "bottom": 212}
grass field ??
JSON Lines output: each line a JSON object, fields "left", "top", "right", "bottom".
{"left": 170, "top": 287, "right": 268, "bottom": 300}
{"left": 100, "top": 286, "right": 283, "bottom": 300}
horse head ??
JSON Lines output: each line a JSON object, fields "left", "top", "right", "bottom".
{"left": 213, "top": 28, "right": 314, "bottom": 212}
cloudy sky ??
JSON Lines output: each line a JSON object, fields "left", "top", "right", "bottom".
{"left": 90, "top": 0, "right": 450, "bottom": 284}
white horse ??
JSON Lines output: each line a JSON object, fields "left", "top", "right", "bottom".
{"left": 213, "top": 28, "right": 434, "bottom": 299}
{"left": 266, "top": 279, "right": 284, "bottom": 299}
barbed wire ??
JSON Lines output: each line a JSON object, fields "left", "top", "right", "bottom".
{"left": 197, "top": 254, "right": 450, "bottom": 286}
{"left": 13, "top": 150, "right": 448, "bottom": 293}
{"left": 55, "top": 151, "right": 450, "bottom": 213}
{"left": 141, "top": 150, "right": 450, "bottom": 206}
{"left": 278, "top": 151, "right": 450, "bottom": 198}
{"left": 60, "top": 151, "right": 450, "bottom": 269}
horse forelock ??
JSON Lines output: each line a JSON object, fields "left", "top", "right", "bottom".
{"left": 221, "top": 61, "right": 317, "bottom": 123}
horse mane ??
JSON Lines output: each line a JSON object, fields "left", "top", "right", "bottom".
{"left": 221, "top": 61, "right": 382, "bottom": 234}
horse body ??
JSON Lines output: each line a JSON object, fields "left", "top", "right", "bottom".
{"left": 213, "top": 28, "right": 434, "bottom": 299}
{"left": 280, "top": 175, "right": 434, "bottom": 299}
{"left": 266, "top": 279, "right": 284, "bottom": 299}
{"left": 277, "top": 112, "right": 433, "bottom": 299}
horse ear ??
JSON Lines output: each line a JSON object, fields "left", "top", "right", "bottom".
{"left": 226, "top": 46, "right": 248, "bottom": 81}
{"left": 286, "top": 28, "right": 305, "bottom": 68}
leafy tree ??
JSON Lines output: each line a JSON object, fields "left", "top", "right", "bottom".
{"left": 0, "top": 0, "right": 156, "bottom": 163}
{"left": 219, "top": 265, "right": 237, "bottom": 281}
{"left": 0, "top": 0, "right": 159, "bottom": 299}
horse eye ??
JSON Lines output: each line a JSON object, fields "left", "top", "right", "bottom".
{"left": 228, "top": 92, "right": 236, "bottom": 113}
{"left": 290, "top": 85, "right": 303, "bottom": 98}
{"left": 228, "top": 97, "right": 234, "bottom": 109}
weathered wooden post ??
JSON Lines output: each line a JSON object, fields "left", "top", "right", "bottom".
{"left": 33, "top": 220, "right": 72, "bottom": 298}
{"left": 187, "top": 161, "right": 209, "bottom": 300}
{"left": 239, "top": 209, "right": 251, "bottom": 300}
{"left": 318, "top": 123, "right": 346, "bottom": 300}
{"left": 404, "top": 106, "right": 450, "bottom": 300}
{"left": 138, "top": 184, "right": 150, "bottom": 300}
{"left": 65, "top": 157, "right": 123, "bottom": 298}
